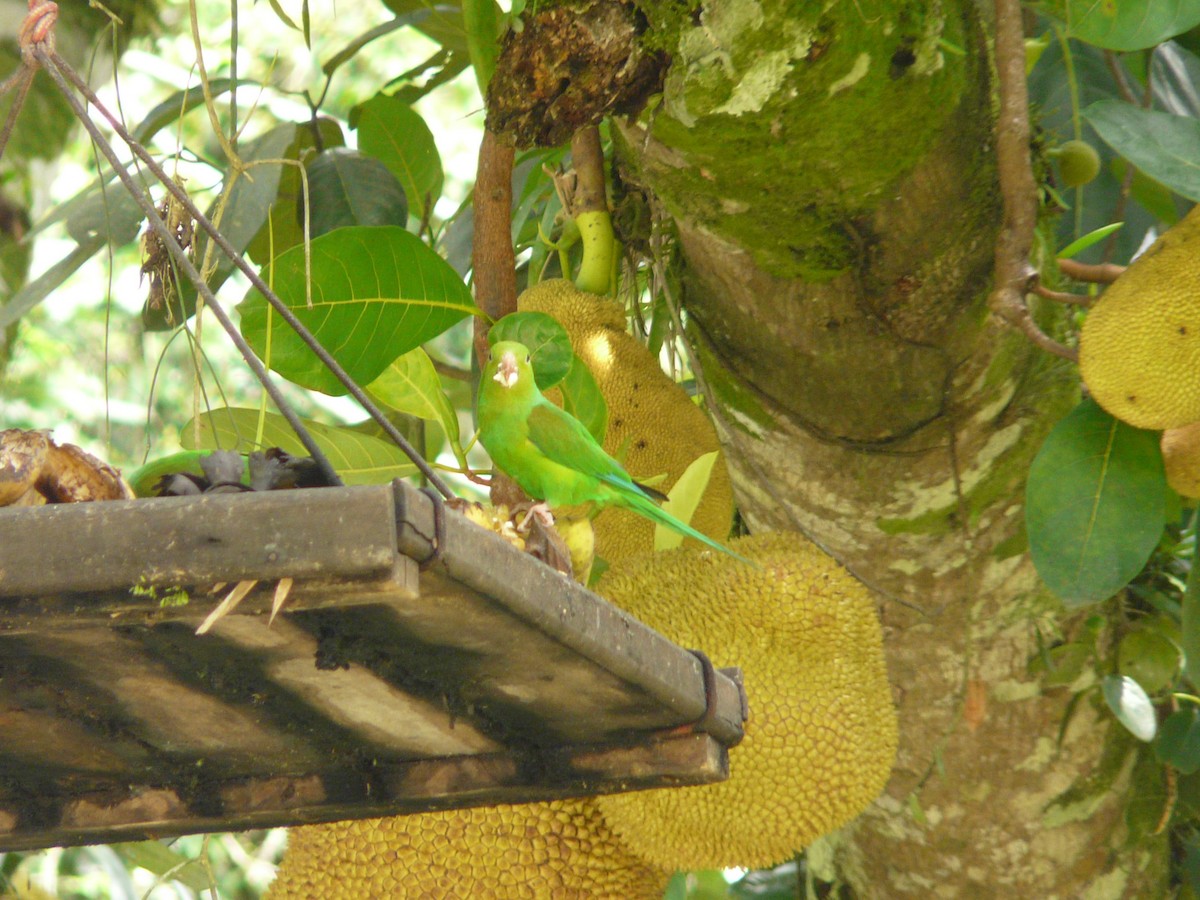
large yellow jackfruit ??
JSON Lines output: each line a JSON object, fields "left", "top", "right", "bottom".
{"left": 593, "top": 532, "right": 897, "bottom": 871}
{"left": 1162, "top": 421, "right": 1200, "bottom": 498}
{"left": 1079, "top": 204, "right": 1200, "bottom": 429}
{"left": 267, "top": 799, "right": 670, "bottom": 899}
{"left": 518, "top": 278, "right": 734, "bottom": 563}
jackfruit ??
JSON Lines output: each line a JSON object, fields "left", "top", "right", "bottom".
{"left": 1079, "top": 204, "right": 1200, "bottom": 430}
{"left": 1162, "top": 421, "right": 1200, "bottom": 498}
{"left": 267, "top": 798, "right": 671, "bottom": 899}
{"left": 593, "top": 532, "right": 897, "bottom": 870}
{"left": 518, "top": 278, "right": 734, "bottom": 563}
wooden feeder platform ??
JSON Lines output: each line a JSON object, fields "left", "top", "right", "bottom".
{"left": 0, "top": 480, "right": 746, "bottom": 851}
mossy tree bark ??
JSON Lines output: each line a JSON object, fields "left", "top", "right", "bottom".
{"left": 618, "top": 0, "right": 1167, "bottom": 895}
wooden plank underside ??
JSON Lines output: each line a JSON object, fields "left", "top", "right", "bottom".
{"left": 0, "top": 732, "right": 727, "bottom": 852}
{"left": 0, "top": 482, "right": 747, "bottom": 849}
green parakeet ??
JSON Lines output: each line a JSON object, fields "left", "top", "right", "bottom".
{"left": 478, "top": 340, "right": 748, "bottom": 562}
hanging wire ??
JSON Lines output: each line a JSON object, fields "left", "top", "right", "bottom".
{"left": 23, "top": 37, "right": 458, "bottom": 499}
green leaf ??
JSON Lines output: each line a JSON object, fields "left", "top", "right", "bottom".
{"left": 111, "top": 841, "right": 210, "bottom": 892}
{"left": 355, "top": 94, "right": 444, "bottom": 220}
{"left": 130, "top": 78, "right": 235, "bottom": 144}
{"left": 151, "top": 123, "right": 298, "bottom": 330}
{"left": 1085, "top": 100, "right": 1200, "bottom": 202}
{"left": 246, "top": 118, "right": 347, "bottom": 265}
{"left": 1184, "top": 534, "right": 1200, "bottom": 689}
{"left": 1045, "top": 0, "right": 1200, "bottom": 51}
{"left": 1057, "top": 222, "right": 1123, "bottom": 258}
{"left": 558, "top": 352, "right": 608, "bottom": 442}
{"left": 1157, "top": 707, "right": 1200, "bottom": 774}
{"left": 1026, "top": 398, "right": 1166, "bottom": 606}
{"left": 304, "top": 149, "right": 409, "bottom": 237}
{"left": 367, "top": 347, "right": 464, "bottom": 464}
{"left": 1102, "top": 674, "right": 1157, "bottom": 742}
{"left": 488, "top": 312, "right": 572, "bottom": 389}
{"left": 181, "top": 408, "right": 419, "bottom": 484}
{"left": 655, "top": 451, "right": 719, "bottom": 552}
{"left": 238, "top": 226, "right": 478, "bottom": 395}
{"left": 1118, "top": 627, "right": 1181, "bottom": 694}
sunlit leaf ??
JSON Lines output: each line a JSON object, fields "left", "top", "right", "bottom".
{"left": 655, "top": 451, "right": 719, "bottom": 551}
{"left": 238, "top": 226, "right": 478, "bottom": 395}
{"left": 304, "top": 149, "right": 408, "bottom": 237}
{"left": 1057, "top": 222, "right": 1123, "bottom": 258}
{"left": 1026, "top": 398, "right": 1166, "bottom": 606}
{"left": 367, "top": 347, "right": 464, "bottom": 463}
{"left": 488, "top": 311, "right": 572, "bottom": 389}
{"left": 182, "top": 407, "right": 419, "bottom": 484}
{"left": 1085, "top": 100, "right": 1200, "bottom": 202}
{"left": 355, "top": 94, "right": 444, "bottom": 220}
{"left": 1102, "top": 674, "right": 1157, "bottom": 742}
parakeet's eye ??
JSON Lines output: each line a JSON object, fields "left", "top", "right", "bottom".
{"left": 525, "top": 354, "right": 531, "bottom": 364}
{"left": 488, "top": 351, "right": 493, "bottom": 361}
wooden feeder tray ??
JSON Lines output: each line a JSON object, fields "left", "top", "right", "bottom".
{"left": 0, "top": 480, "right": 746, "bottom": 851}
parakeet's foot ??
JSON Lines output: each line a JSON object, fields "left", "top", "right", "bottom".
{"left": 516, "top": 501, "right": 556, "bottom": 532}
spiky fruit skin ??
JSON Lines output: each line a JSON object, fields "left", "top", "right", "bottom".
{"left": 518, "top": 279, "right": 734, "bottom": 564}
{"left": 594, "top": 532, "right": 898, "bottom": 870}
{"left": 267, "top": 799, "right": 670, "bottom": 899}
{"left": 1162, "top": 421, "right": 1200, "bottom": 498}
{"left": 1079, "top": 204, "right": 1200, "bottom": 429}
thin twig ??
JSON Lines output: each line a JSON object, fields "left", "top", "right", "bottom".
{"left": 1031, "top": 283, "right": 1092, "bottom": 306}
{"left": 988, "top": 0, "right": 1077, "bottom": 362}
{"left": 37, "top": 50, "right": 344, "bottom": 487}
{"left": 39, "top": 47, "right": 458, "bottom": 499}
{"left": 1056, "top": 258, "right": 1124, "bottom": 284}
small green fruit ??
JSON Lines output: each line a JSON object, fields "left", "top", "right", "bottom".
{"left": 1055, "top": 139, "right": 1101, "bottom": 188}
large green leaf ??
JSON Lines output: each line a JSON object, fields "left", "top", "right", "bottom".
{"left": 367, "top": 347, "right": 464, "bottom": 464}
{"left": 181, "top": 408, "right": 418, "bottom": 484}
{"left": 246, "top": 118, "right": 346, "bottom": 265}
{"left": 355, "top": 94, "right": 444, "bottom": 220}
{"left": 1026, "top": 398, "right": 1166, "bottom": 606}
{"left": 487, "top": 311, "right": 572, "bottom": 389}
{"left": 558, "top": 352, "right": 608, "bottom": 442}
{"left": 238, "top": 225, "right": 478, "bottom": 395}
{"left": 1085, "top": 100, "right": 1200, "bottom": 202}
{"left": 304, "top": 149, "right": 409, "bottom": 237}
{"left": 1038, "top": 0, "right": 1200, "bottom": 51}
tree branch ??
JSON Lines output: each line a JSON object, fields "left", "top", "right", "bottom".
{"left": 988, "top": 0, "right": 1077, "bottom": 362}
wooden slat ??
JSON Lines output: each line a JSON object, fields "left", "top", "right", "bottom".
{"left": 392, "top": 480, "right": 746, "bottom": 747}
{"left": 0, "top": 733, "right": 726, "bottom": 852}
{"left": 0, "top": 487, "right": 400, "bottom": 596}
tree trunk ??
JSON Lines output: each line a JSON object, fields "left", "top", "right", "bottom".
{"left": 617, "top": 0, "right": 1168, "bottom": 894}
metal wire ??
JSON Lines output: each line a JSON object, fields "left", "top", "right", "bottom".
{"left": 36, "top": 46, "right": 459, "bottom": 499}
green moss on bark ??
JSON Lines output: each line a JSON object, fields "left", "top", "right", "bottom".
{"left": 629, "top": 0, "right": 971, "bottom": 279}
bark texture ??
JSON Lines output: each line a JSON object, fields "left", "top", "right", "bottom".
{"left": 617, "top": 0, "right": 1168, "bottom": 894}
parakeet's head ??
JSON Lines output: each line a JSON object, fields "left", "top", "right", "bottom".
{"left": 487, "top": 340, "right": 534, "bottom": 391}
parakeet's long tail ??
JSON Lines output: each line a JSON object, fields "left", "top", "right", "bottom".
{"left": 616, "top": 488, "right": 757, "bottom": 566}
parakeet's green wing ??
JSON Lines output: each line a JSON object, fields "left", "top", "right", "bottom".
{"left": 525, "top": 399, "right": 637, "bottom": 490}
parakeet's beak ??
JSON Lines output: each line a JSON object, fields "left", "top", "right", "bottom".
{"left": 494, "top": 350, "right": 519, "bottom": 388}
